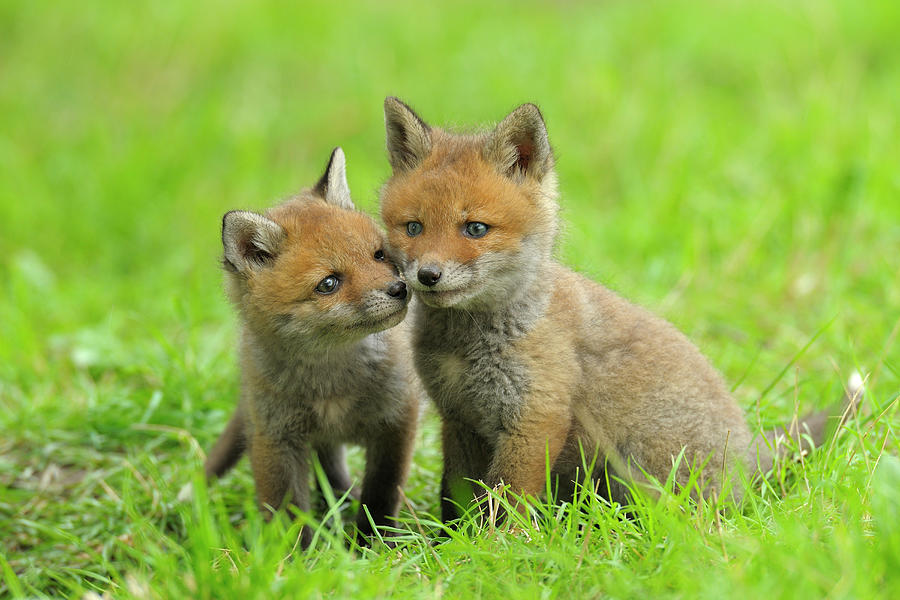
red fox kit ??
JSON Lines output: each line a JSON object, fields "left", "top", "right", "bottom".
{"left": 204, "top": 147, "right": 418, "bottom": 546}
{"left": 379, "top": 98, "right": 850, "bottom": 521}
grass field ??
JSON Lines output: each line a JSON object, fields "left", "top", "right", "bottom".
{"left": 2, "top": 0, "right": 899, "bottom": 597}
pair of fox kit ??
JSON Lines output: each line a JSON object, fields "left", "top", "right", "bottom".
{"left": 204, "top": 98, "right": 852, "bottom": 543}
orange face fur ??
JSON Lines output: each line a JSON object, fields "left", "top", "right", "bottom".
{"left": 381, "top": 131, "right": 555, "bottom": 309}
{"left": 225, "top": 193, "right": 408, "bottom": 349}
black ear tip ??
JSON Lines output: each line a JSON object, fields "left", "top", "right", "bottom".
{"left": 323, "top": 147, "right": 339, "bottom": 172}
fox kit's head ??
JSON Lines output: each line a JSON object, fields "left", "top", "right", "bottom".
{"left": 379, "top": 98, "right": 559, "bottom": 310}
{"left": 222, "top": 148, "right": 408, "bottom": 349}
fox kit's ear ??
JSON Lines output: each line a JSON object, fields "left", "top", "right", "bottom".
{"left": 222, "top": 210, "right": 285, "bottom": 274}
{"left": 384, "top": 97, "right": 432, "bottom": 173}
{"left": 483, "top": 103, "right": 553, "bottom": 182}
{"left": 313, "top": 147, "right": 354, "bottom": 210}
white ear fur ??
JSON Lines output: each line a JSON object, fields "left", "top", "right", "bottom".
{"left": 314, "top": 147, "right": 354, "bottom": 210}
{"left": 221, "top": 210, "right": 285, "bottom": 274}
{"left": 483, "top": 103, "right": 554, "bottom": 181}
{"left": 384, "top": 97, "right": 432, "bottom": 173}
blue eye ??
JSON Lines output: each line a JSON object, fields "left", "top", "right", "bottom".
{"left": 315, "top": 275, "right": 340, "bottom": 294}
{"left": 464, "top": 222, "right": 489, "bottom": 238}
{"left": 406, "top": 222, "right": 423, "bottom": 236}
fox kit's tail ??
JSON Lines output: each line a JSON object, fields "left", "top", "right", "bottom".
{"left": 765, "top": 371, "right": 865, "bottom": 456}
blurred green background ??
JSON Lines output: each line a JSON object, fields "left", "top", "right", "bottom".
{"left": 1, "top": 0, "right": 898, "bottom": 596}
{"left": 2, "top": 0, "right": 898, "bottom": 390}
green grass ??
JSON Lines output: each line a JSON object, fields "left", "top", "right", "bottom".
{"left": 2, "top": 0, "right": 899, "bottom": 597}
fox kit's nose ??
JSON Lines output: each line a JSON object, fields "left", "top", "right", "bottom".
{"left": 417, "top": 265, "right": 442, "bottom": 287}
{"left": 387, "top": 280, "right": 407, "bottom": 299}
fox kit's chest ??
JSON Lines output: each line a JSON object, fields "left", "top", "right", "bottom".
{"left": 413, "top": 308, "right": 530, "bottom": 437}
{"left": 248, "top": 335, "right": 401, "bottom": 442}
{"left": 256, "top": 374, "right": 370, "bottom": 440}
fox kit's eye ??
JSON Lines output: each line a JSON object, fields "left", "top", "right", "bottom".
{"left": 406, "top": 221, "right": 423, "bottom": 237}
{"left": 374, "top": 249, "right": 385, "bottom": 261}
{"left": 464, "top": 222, "right": 489, "bottom": 238}
{"left": 315, "top": 275, "right": 340, "bottom": 294}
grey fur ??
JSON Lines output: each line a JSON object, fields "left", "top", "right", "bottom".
{"left": 380, "top": 99, "right": 848, "bottom": 522}
{"left": 205, "top": 152, "right": 419, "bottom": 547}
{"left": 241, "top": 328, "right": 413, "bottom": 444}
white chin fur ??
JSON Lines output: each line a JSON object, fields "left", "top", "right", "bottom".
{"left": 403, "top": 248, "right": 536, "bottom": 310}
{"left": 415, "top": 287, "right": 471, "bottom": 308}
{"left": 361, "top": 305, "right": 407, "bottom": 330}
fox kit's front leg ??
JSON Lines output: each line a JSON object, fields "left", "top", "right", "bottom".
{"left": 483, "top": 345, "right": 577, "bottom": 501}
{"left": 484, "top": 405, "right": 571, "bottom": 501}
{"left": 460, "top": 391, "right": 572, "bottom": 526}
{"left": 355, "top": 399, "right": 417, "bottom": 538}
{"left": 442, "top": 342, "right": 574, "bottom": 522}
{"left": 250, "top": 431, "right": 313, "bottom": 547}
{"left": 314, "top": 442, "right": 355, "bottom": 499}
{"left": 440, "top": 415, "right": 567, "bottom": 524}
{"left": 440, "top": 419, "right": 493, "bottom": 523}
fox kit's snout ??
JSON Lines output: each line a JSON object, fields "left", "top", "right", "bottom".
{"left": 205, "top": 147, "right": 418, "bottom": 547}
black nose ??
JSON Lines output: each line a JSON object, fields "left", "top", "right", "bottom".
{"left": 387, "top": 280, "right": 407, "bottom": 299}
{"left": 417, "top": 265, "right": 442, "bottom": 287}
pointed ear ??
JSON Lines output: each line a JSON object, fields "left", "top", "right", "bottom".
{"left": 483, "top": 103, "right": 553, "bottom": 181}
{"left": 384, "top": 97, "right": 432, "bottom": 173}
{"left": 221, "top": 210, "right": 285, "bottom": 274}
{"left": 313, "top": 147, "right": 354, "bottom": 209}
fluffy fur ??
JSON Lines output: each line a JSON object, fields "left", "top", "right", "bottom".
{"left": 379, "top": 98, "right": 846, "bottom": 521}
{"left": 205, "top": 147, "right": 419, "bottom": 546}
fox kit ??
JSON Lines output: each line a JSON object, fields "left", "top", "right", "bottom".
{"left": 204, "top": 147, "right": 418, "bottom": 546}
{"left": 379, "top": 98, "right": 847, "bottom": 521}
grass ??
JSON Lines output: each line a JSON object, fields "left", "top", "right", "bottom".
{"left": 1, "top": 0, "right": 899, "bottom": 597}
